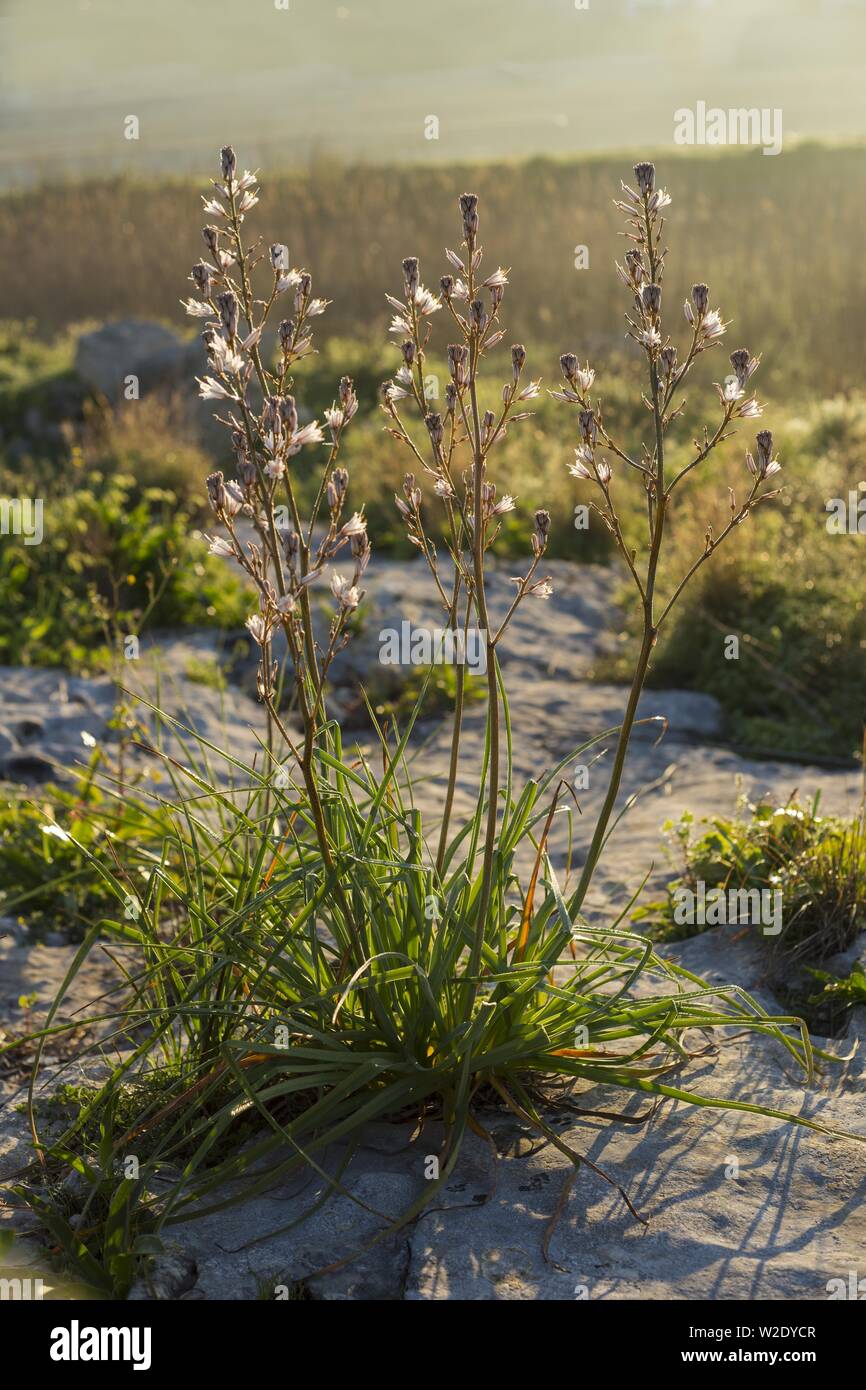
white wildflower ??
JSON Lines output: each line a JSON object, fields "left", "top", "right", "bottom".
{"left": 181, "top": 298, "right": 214, "bottom": 318}
{"left": 287, "top": 421, "right": 326, "bottom": 455}
{"left": 246, "top": 614, "right": 268, "bottom": 645}
{"left": 196, "top": 375, "right": 236, "bottom": 401}
{"left": 330, "top": 572, "right": 361, "bottom": 609}
{"left": 207, "top": 535, "right": 235, "bottom": 557}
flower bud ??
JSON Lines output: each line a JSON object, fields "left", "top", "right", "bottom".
{"left": 560, "top": 352, "right": 578, "bottom": 384}
{"left": 532, "top": 508, "right": 551, "bottom": 555}
{"left": 263, "top": 396, "right": 283, "bottom": 438}
{"left": 278, "top": 319, "right": 294, "bottom": 353}
{"left": 206, "top": 470, "right": 226, "bottom": 511}
{"left": 755, "top": 430, "right": 773, "bottom": 471}
{"left": 439, "top": 274, "right": 454, "bottom": 299}
{"left": 202, "top": 226, "right": 220, "bottom": 255}
{"left": 216, "top": 289, "right": 239, "bottom": 339}
{"left": 625, "top": 248, "right": 644, "bottom": 286}
{"left": 729, "top": 348, "right": 758, "bottom": 390}
{"left": 691, "top": 283, "right": 709, "bottom": 317}
{"left": 444, "top": 382, "right": 458, "bottom": 414}
{"left": 511, "top": 343, "right": 526, "bottom": 381}
{"left": 220, "top": 145, "right": 237, "bottom": 182}
{"left": 579, "top": 409, "right": 597, "bottom": 447}
{"left": 459, "top": 192, "right": 479, "bottom": 243}
{"left": 191, "top": 262, "right": 215, "bottom": 295}
{"left": 402, "top": 256, "right": 419, "bottom": 297}
{"left": 279, "top": 395, "right": 298, "bottom": 434}
{"left": 470, "top": 299, "right": 487, "bottom": 333}
{"left": 283, "top": 528, "right": 299, "bottom": 568}
{"left": 425, "top": 412, "right": 444, "bottom": 451}
{"left": 447, "top": 343, "right": 469, "bottom": 386}
{"left": 295, "top": 273, "right": 312, "bottom": 315}
{"left": 660, "top": 344, "right": 678, "bottom": 378}
{"left": 633, "top": 161, "right": 655, "bottom": 197}
{"left": 401, "top": 340, "right": 416, "bottom": 367}
{"left": 642, "top": 282, "right": 662, "bottom": 317}
{"left": 339, "top": 376, "right": 357, "bottom": 416}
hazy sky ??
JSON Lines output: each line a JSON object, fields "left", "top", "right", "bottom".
{"left": 2, "top": 0, "right": 865, "bottom": 184}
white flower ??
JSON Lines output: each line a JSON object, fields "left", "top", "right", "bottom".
{"left": 181, "top": 298, "right": 214, "bottom": 318}
{"left": 491, "top": 494, "right": 516, "bottom": 515}
{"left": 196, "top": 375, "right": 236, "bottom": 401}
{"left": 80, "top": 730, "right": 97, "bottom": 748}
{"left": 246, "top": 614, "right": 268, "bottom": 645}
{"left": 236, "top": 169, "right": 258, "bottom": 192}
{"left": 265, "top": 460, "right": 286, "bottom": 480}
{"left": 701, "top": 309, "right": 726, "bottom": 341}
{"left": 434, "top": 477, "right": 455, "bottom": 499}
{"left": 276, "top": 270, "right": 302, "bottom": 294}
{"left": 306, "top": 297, "right": 329, "bottom": 317}
{"left": 201, "top": 197, "right": 225, "bottom": 217}
{"left": 287, "top": 421, "right": 326, "bottom": 455}
{"left": 483, "top": 267, "right": 509, "bottom": 289}
{"left": 649, "top": 188, "right": 672, "bottom": 212}
{"left": 413, "top": 285, "right": 441, "bottom": 316}
{"left": 451, "top": 278, "right": 470, "bottom": 302}
{"left": 640, "top": 327, "right": 661, "bottom": 350}
{"left": 518, "top": 379, "right": 541, "bottom": 401}
{"left": 224, "top": 350, "right": 246, "bottom": 375}
{"left": 325, "top": 407, "right": 344, "bottom": 434}
{"left": 389, "top": 313, "right": 413, "bottom": 337}
{"left": 330, "top": 572, "right": 361, "bottom": 609}
{"left": 222, "top": 480, "right": 245, "bottom": 515}
{"left": 550, "top": 387, "right": 582, "bottom": 404}
{"left": 596, "top": 459, "right": 612, "bottom": 485}
{"left": 530, "top": 579, "right": 554, "bottom": 599}
{"left": 237, "top": 190, "right": 259, "bottom": 214}
{"left": 737, "top": 397, "right": 763, "bottom": 419}
{"left": 339, "top": 511, "right": 367, "bottom": 538}
{"left": 275, "top": 593, "right": 296, "bottom": 614}
{"left": 568, "top": 454, "right": 592, "bottom": 480}
{"left": 207, "top": 535, "right": 235, "bottom": 557}
{"left": 722, "top": 375, "right": 744, "bottom": 402}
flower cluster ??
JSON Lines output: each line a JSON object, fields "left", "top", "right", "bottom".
{"left": 554, "top": 161, "right": 781, "bottom": 567}
{"left": 381, "top": 195, "right": 549, "bottom": 619}
{"left": 190, "top": 147, "right": 365, "bottom": 724}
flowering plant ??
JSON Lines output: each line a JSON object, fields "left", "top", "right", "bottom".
{"left": 26, "top": 154, "right": 850, "bottom": 1286}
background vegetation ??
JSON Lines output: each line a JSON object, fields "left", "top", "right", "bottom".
{"left": 0, "top": 147, "right": 863, "bottom": 757}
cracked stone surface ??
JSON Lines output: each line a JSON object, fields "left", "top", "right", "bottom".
{"left": 1, "top": 558, "right": 864, "bottom": 1299}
